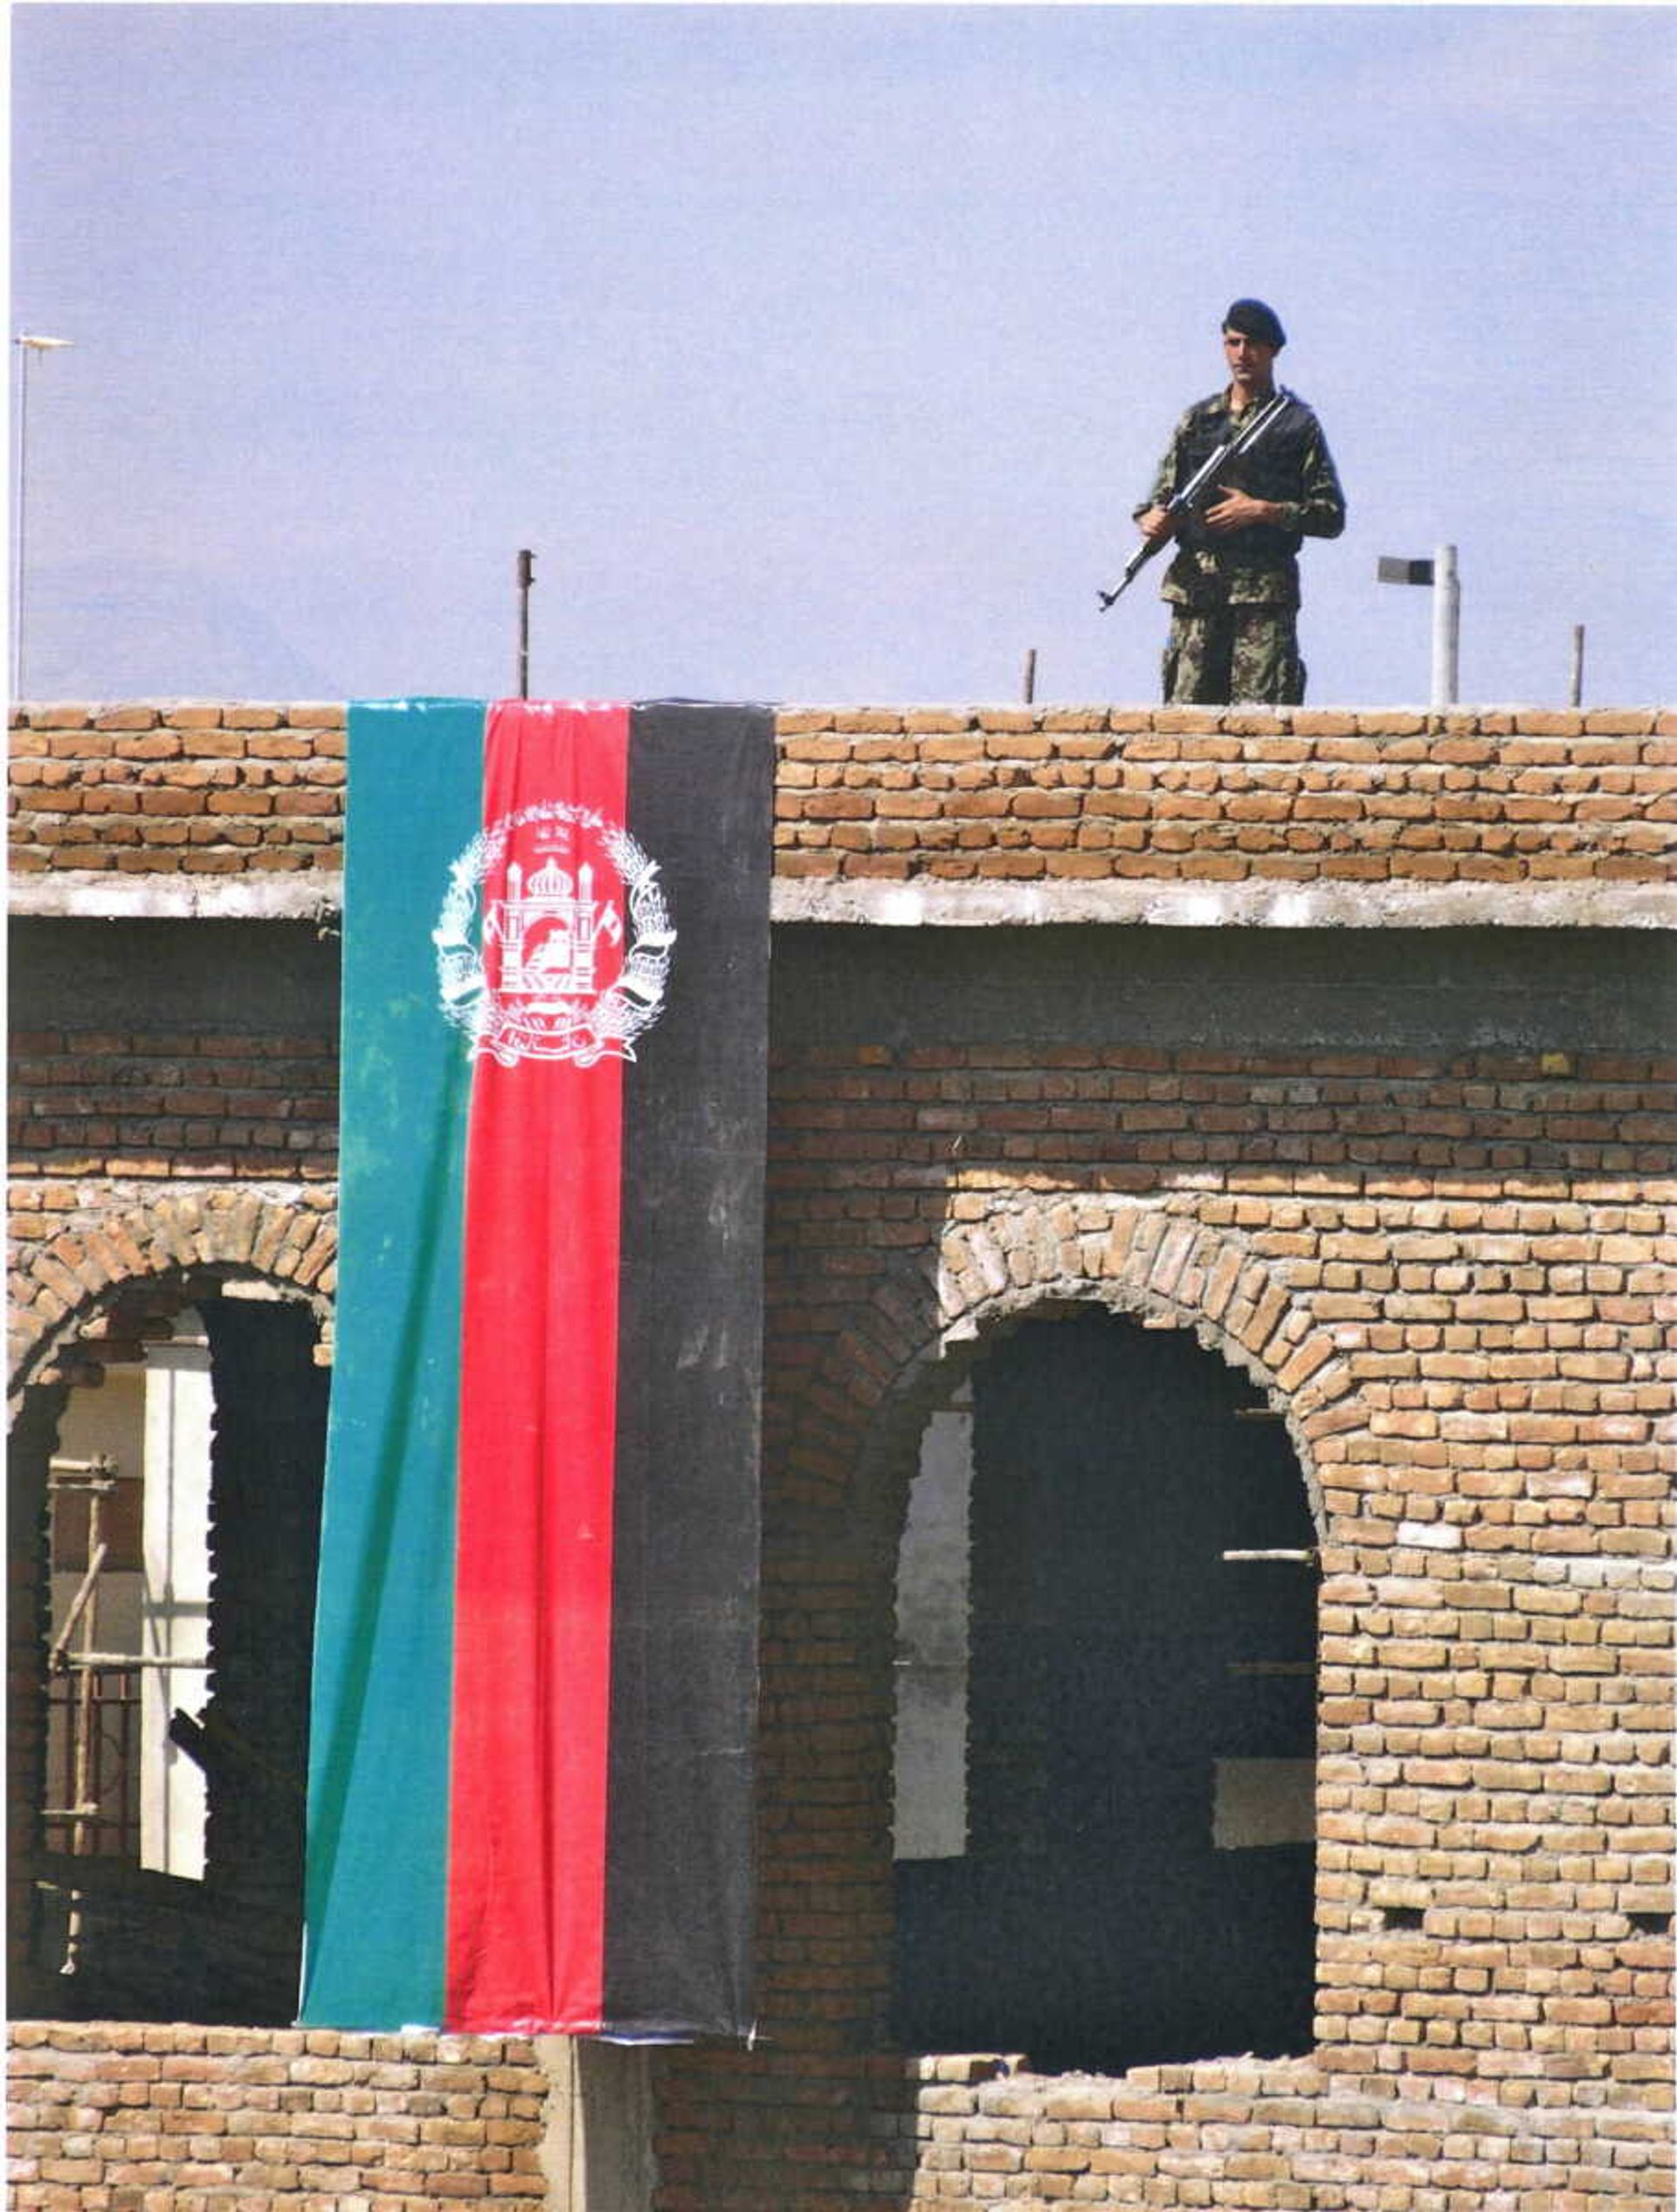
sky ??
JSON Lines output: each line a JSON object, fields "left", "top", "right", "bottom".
{"left": 10, "top": 2, "right": 1676, "bottom": 710}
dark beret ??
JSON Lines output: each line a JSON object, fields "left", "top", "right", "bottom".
{"left": 1223, "top": 298, "right": 1287, "bottom": 349}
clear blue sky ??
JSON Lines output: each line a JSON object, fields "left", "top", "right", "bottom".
{"left": 12, "top": 3, "right": 1675, "bottom": 708}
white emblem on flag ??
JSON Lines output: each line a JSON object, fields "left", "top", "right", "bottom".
{"left": 434, "top": 801, "right": 674, "bottom": 1067}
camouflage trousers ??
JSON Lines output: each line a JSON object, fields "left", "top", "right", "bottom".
{"left": 1162, "top": 605, "right": 1306, "bottom": 706}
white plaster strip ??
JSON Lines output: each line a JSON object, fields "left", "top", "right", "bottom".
{"left": 769, "top": 877, "right": 1676, "bottom": 931}
{"left": 12, "top": 870, "right": 1674, "bottom": 931}
{"left": 10, "top": 874, "right": 343, "bottom": 922}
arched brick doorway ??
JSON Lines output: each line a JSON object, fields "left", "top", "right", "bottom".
{"left": 776, "top": 1199, "right": 1354, "bottom": 2068}
{"left": 9, "top": 1213, "right": 334, "bottom": 2024}
{"left": 890, "top": 1303, "right": 1319, "bottom": 2070}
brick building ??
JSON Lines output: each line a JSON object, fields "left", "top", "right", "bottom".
{"left": 8, "top": 699, "right": 1674, "bottom": 2209}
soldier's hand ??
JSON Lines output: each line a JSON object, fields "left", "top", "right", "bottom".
{"left": 1137, "top": 506, "right": 1177, "bottom": 544}
{"left": 1203, "top": 486, "right": 1278, "bottom": 535}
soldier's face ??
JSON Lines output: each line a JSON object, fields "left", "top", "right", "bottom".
{"left": 1224, "top": 328, "right": 1277, "bottom": 391}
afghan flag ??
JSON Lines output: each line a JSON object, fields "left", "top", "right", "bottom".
{"left": 300, "top": 698, "right": 772, "bottom": 2039}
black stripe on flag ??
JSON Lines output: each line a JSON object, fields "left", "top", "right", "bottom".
{"left": 604, "top": 702, "right": 774, "bottom": 2039}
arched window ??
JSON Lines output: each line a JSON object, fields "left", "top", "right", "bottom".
{"left": 15, "top": 1282, "right": 328, "bottom": 2023}
{"left": 892, "top": 1307, "right": 1317, "bottom": 2072}
{"left": 45, "top": 1309, "right": 211, "bottom": 1882}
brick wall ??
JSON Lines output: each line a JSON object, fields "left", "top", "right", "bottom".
{"left": 654, "top": 2049, "right": 1674, "bottom": 2208}
{"left": 10, "top": 1026, "right": 337, "bottom": 1185}
{"left": 8, "top": 2022, "right": 549, "bottom": 2209}
{"left": 10, "top": 702, "right": 1674, "bottom": 892}
{"left": 640, "top": 1034, "right": 1671, "bottom": 2207}
{"left": 773, "top": 706, "right": 1675, "bottom": 888}
{"left": 8, "top": 911, "right": 339, "bottom": 1383}
{"left": 8, "top": 704, "right": 1674, "bottom": 2210}
{"left": 10, "top": 704, "right": 346, "bottom": 882}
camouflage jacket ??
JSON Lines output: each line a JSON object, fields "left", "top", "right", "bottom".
{"left": 1134, "top": 387, "right": 1346, "bottom": 609}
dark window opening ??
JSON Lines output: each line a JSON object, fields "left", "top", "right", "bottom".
{"left": 19, "top": 1286, "right": 328, "bottom": 2024}
{"left": 892, "top": 1307, "right": 1318, "bottom": 2073}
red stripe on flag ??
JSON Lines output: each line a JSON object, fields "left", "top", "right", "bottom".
{"left": 445, "top": 701, "right": 631, "bottom": 2031}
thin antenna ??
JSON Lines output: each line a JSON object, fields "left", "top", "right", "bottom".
{"left": 12, "top": 334, "right": 73, "bottom": 698}
{"left": 515, "top": 550, "right": 535, "bottom": 699}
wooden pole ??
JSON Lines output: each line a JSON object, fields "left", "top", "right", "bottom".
{"left": 70, "top": 1486, "right": 104, "bottom": 1859}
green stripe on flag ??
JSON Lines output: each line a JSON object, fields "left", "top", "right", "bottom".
{"left": 300, "top": 699, "right": 484, "bottom": 2028}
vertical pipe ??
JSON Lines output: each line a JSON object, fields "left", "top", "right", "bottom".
{"left": 1022, "top": 647, "right": 1037, "bottom": 705}
{"left": 516, "top": 550, "right": 535, "bottom": 701}
{"left": 1431, "top": 543, "right": 1460, "bottom": 709}
{"left": 1570, "top": 624, "right": 1585, "bottom": 709}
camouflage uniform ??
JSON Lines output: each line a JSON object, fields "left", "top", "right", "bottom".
{"left": 1135, "top": 389, "right": 1345, "bottom": 706}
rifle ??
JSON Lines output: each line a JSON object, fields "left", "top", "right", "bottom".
{"left": 1098, "top": 385, "right": 1294, "bottom": 610}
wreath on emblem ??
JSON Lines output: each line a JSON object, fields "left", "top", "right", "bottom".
{"left": 433, "top": 799, "right": 675, "bottom": 1068}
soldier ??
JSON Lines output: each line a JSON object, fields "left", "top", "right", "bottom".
{"left": 1134, "top": 299, "right": 1345, "bottom": 705}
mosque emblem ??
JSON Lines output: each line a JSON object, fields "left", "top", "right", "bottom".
{"left": 434, "top": 800, "right": 674, "bottom": 1067}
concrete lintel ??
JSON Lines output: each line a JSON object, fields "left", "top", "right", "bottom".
{"left": 9, "top": 874, "right": 342, "bottom": 923}
{"left": 769, "top": 877, "right": 1676, "bottom": 931}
